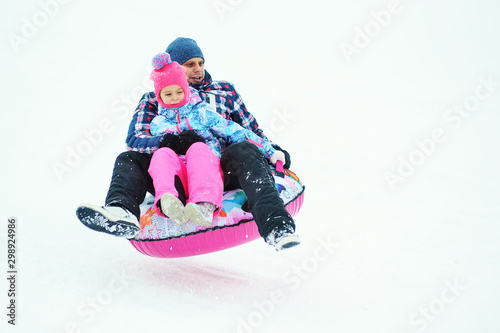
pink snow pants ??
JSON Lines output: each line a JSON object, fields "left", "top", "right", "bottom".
{"left": 148, "top": 142, "right": 223, "bottom": 216}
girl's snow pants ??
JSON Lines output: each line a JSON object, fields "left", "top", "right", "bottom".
{"left": 147, "top": 142, "right": 223, "bottom": 214}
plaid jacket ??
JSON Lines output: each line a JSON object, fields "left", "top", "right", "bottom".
{"left": 126, "top": 70, "right": 264, "bottom": 154}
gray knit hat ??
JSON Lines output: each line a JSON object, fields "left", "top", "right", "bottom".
{"left": 165, "top": 37, "right": 205, "bottom": 65}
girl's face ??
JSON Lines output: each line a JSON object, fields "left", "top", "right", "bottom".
{"left": 160, "top": 85, "right": 185, "bottom": 105}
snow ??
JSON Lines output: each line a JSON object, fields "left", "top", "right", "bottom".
{"left": 2, "top": 0, "right": 500, "bottom": 332}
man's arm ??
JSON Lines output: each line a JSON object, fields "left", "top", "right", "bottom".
{"left": 223, "top": 82, "right": 293, "bottom": 168}
{"left": 228, "top": 86, "right": 265, "bottom": 137}
{"left": 125, "top": 92, "right": 163, "bottom": 154}
{"left": 198, "top": 105, "right": 276, "bottom": 159}
{"left": 213, "top": 81, "right": 295, "bottom": 168}
{"left": 208, "top": 81, "right": 266, "bottom": 138}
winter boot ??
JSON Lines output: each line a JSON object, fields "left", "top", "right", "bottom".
{"left": 265, "top": 224, "right": 301, "bottom": 251}
{"left": 76, "top": 204, "right": 140, "bottom": 239}
{"left": 184, "top": 202, "right": 216, "bottom": 226}
{"left": 159, "top": 193, "right": 188, "bottom": 225}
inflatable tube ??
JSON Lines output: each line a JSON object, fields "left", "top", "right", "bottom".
{"left": 129, "top": 164, "right": 305, "bottom": 258}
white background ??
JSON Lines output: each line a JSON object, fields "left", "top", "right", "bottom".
{"left": 1, "top": 0, "right": 500, "bottom": 332}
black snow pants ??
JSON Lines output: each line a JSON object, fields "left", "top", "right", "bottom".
{"left": 220, "top": 141, "right": 294, "bottom": 238}
{"left": 105, "top": 141, "right": 294, "bottom": 238}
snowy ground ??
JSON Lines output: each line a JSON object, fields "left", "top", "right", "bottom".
{"left": 2, "top": 0, "right": 500, "bottom": 332}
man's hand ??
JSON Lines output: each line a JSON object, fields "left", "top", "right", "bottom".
{"left": 271, "top": 144, "right": 291, "bottom": 169}
{"left": 270, "top": 151, "right": 286, "bottom": 166}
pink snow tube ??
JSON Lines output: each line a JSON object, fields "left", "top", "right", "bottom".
{"left": 129, "top": 162, "right": 305, "bottom": 258}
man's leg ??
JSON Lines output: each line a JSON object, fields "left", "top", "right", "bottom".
{"left": 220, "top": 141, "right": 295, "bottom": 239}
{"left": 76, "top": 151, "right": 155, "bottom": 238}
{"left": 105, "top": 151, "right": 155, "bottom": 220}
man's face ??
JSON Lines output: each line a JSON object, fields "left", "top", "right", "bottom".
{"left": 182, "top": 57, "right": 205, "bottom": 85}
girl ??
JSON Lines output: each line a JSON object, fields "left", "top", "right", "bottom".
{"left": 148, "top": 52, "right": 285, "bottom": 226}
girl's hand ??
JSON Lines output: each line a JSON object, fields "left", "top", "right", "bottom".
{"left": 270, "top": 151, "right": 286, "bottom": 166}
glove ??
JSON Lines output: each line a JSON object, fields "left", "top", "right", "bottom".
{"left": 159, "top": 131, "right": 205, "bottom": 155}
{"left": 270, "top": 150, "right": 286, "bottom": 166}
{"left": 271, "top": 144, "right": 291, "bottom": 169}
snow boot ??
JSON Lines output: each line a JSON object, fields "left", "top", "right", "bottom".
{"left": 184, "top": 202, "right": 215, "bottom": 226}
{"left": 265, "top": 224, "right": 301, "bottom": 251}
{"left": 76, "top": 204, "right": 140, "bottom": 239}
{"left": 159, "top": 193, "right": 188, "bottom": 225}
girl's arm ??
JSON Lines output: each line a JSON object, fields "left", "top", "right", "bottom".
{"left": 201, "top": 106, "right": 277, "bottom": 159}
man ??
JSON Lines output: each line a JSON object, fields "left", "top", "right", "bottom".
{"left": 76, "top": 37, "right": 299, "bottom": 251}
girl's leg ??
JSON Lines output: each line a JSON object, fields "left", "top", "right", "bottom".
{"left": 184, "top": 142, "right": 223, "bottom": 209}
{"left": 148, "top": 148, "right": 188, "bottom": 212}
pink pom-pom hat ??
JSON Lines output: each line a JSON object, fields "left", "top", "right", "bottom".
{"left": 150, "top": 52, "right": 192, "bottom": 109}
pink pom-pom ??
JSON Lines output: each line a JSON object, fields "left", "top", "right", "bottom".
{"left": 152, "top": 53, "right": 172, "bottom": 70}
